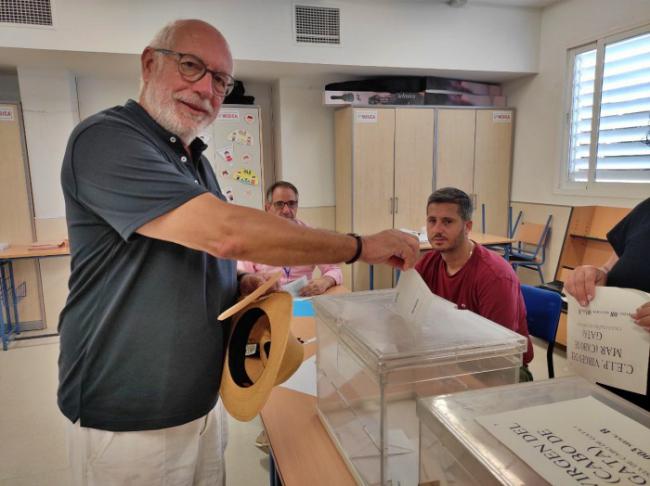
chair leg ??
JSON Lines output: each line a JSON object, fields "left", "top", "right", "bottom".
{"left": 547, "top": 342, "right": 555, "bottom": 379}
{"left": 537, "top": 266, "right": 545, "bottom": 285}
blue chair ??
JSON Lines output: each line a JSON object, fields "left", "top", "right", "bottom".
{"left": 509, "top": 215, "right": 552, "bottom": 284}
{"left": 521, "top": 285, "right": 562, "bottom": 379}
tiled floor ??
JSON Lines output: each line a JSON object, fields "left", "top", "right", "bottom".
{"left": 0, "top": 333, "right": 570, "bottom": 485}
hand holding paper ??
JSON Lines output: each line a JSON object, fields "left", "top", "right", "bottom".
{"left": 633, "top": 301, "right": 650, "bottom": 329}
{"left": 567, "top": 286, "right": 650, "bottom": 394}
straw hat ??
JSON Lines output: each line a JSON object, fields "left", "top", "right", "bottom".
{"left": 218, "top": 273, "right": 304, "bottom": 421}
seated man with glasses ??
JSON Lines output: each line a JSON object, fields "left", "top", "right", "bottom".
{"left": 238, "top": 181, "right": 343, "bottom": 296}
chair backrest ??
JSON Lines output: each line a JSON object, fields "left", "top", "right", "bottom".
{"left": 512, "top": 215, "right": 552, "bottom": 260}
{"left": 520, "top": 285, "right": 562, "bottom": 343}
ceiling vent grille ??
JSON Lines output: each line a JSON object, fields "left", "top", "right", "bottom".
{"left": 0, "top": 0, "right": 53, "bottom": 26}
{"left": 295, "top": 5, "right": 340, "bottom": 45}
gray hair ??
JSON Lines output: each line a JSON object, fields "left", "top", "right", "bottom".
{"left": 266, "top": 181, "right": 299, "bottom": 202}
{"left": 149, "top": 20, "right": 182, "bottom": 50}
{"left": 426, "top": 187, "right": 473, "bottom": 221}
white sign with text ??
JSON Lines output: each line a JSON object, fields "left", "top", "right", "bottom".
{"left": 567, "top": 287, "right": 650, "bottom": 394}
{"left": 477, "top": 396, "right": 650, "bottom": 485}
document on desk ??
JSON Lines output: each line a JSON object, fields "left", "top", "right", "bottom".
{"left": 567, "top": 287, "right": 650, "bottom": 394}
{"left": 281, "top": 275, "right": 308, "bottom": 297}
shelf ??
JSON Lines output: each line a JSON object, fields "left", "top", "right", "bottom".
{"left": 569, "top": 233, "right": 608, "bottom": 243}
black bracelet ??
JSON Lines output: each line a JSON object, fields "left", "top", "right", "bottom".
{"left": 345, "top": 233, "right": 363, "bottom": 264}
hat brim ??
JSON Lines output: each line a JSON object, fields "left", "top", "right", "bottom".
{"left": 218, "top": 272, "right": 282, "bottom": 321}
{"left": 220, "top": 291, "right": 303, "bottom": 421}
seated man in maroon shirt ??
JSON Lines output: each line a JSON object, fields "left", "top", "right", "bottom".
{"left": 415, "top": 187, "right": 534, "bottom": 380}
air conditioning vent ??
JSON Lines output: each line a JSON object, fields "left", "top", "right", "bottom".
{"left": 295, "top": 5, "right": 340, "bottom": 45}
{"left": 0, "top": 0, "right": 53, "bottom": 26}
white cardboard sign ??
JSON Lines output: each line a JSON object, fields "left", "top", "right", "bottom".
{"left": 567, "top": 287, "right": 650, "bottom": 394}
{"left": 477, "top": 396, "right": 650, "bottom": 486}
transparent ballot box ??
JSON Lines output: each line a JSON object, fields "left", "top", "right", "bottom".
{"left": 417, "top": 376, "right": 650, "bottom": 486}
{"left": 313, "top": 289, "right": 527, "bottom": 486}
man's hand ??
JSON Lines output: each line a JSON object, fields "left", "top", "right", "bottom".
{"left": 300, "top": 276, "right": 335, "bottom": 297}
{"left": 633, "top": 301, "right": 650, "bottom": 330}
{"left": 360, "top": 230, "right": 420, "bottom": 270}
{"left": 564, "top": 265, "right": 608, "bottom": 306}
{"left": 239, "top": 273, "right": 279, "bottom": 296}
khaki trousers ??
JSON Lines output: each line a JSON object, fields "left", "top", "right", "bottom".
{"left": 66, "top": 402, "right": 228, "bottom": 486}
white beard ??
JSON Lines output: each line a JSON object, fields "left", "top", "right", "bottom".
{"left": 142, "top": 79, "right": 214, "bottom": 143}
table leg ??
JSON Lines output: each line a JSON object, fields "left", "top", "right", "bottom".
{"left": 6, "top": 261, "right": 19, "bottom": 334}
{"left": 269, "top": 450, "right": 281, "bottom": 486}
{"left": 503, "top": 243, "right": 511, "bottom": 262}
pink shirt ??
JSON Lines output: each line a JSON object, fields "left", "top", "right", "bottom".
{"left": 236, "top": 219, "right": 343, "bottom": 287}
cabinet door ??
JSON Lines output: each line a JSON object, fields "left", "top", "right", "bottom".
{"left": 394, "top": 108, "right": 434, "bottom": 232}
{"left": 474, "top": 110, "right": 513, "bottom": 236}
{"left": 352, "top": 108, "right": 395, "bottom": 290}
{"left": 0, "top": 103, "right": 43, "bottom": 326}
{"left": 435, "top": 109, "right": 476, "bottom": 196}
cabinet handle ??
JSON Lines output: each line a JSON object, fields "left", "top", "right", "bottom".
{"left": 394, "top": 197, "right": 399, "bottom": 214}
{"left": 389, "top": 197, "right": 394, "bottom": 214}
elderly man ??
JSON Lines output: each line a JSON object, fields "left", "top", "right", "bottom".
{"left": 238, "top": 181, "right": 342, "bottom": 296}
{"left": 58, "top": 19, "right": 418, "bottom": 485}
{"left": 415, "top": 187, "right": 534, "bottom": 378}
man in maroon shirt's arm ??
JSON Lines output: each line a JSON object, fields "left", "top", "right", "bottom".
{"left": 415, "top": 187, "right": 534, "bottom": 381}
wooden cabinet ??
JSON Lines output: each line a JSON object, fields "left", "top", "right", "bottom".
{"left": 335, "top": 107, "right": 434, "bottom": 290}
{"left": 436, "top": 109, "right": 513, "bottom": 236}
{"left": 335, "top": 106, "right": 513, "bottom": 290}
{"left": 554, "top": 205, "right": 631, "bottom": 346}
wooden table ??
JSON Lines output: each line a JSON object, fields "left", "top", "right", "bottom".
{"left": 0, "top": 243, "right": 70, "bottom": 260}
{"left": 260, "top": 286, "right": 356, "bottom": 486}
{"left": 0, "top": 242, "right": 70, "bottom": 349}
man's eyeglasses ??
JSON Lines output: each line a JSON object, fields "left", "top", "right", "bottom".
{"left": 152, "top": 48, "right": 235, "bottom": 97}
{"left": 272, "top": 200, "right": 298, "bottom": 210}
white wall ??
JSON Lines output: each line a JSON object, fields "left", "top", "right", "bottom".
{"left": 0, "top": 0, "right": 541, "bottom": 76}
{"left": 274, "top": 77, "right": 337, "bottom": 208}
{"left": 506, "top": 0, "right": 650, "bottom": 208}
{"left": 77, "top": 76, "right": 139, "bottom": 120}
{"left": 17, "top": 67, "right": 79, "bottom": 220}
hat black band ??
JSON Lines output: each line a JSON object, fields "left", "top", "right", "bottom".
{"left": 345, "top": 233, "right": 363, "bottom": 265}
{"left": 228, "top": 308, "right": 268, "bottom": 387}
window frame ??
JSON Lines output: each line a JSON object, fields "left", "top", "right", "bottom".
{"left": 558, "top": 23, "right": 650, "bottom": 199}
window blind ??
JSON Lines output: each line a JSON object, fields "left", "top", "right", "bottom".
{"left": 568, "top": 32, "right": 650, "bottom": 184}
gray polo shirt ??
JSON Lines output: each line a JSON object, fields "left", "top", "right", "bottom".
{"left": 58, "top": 99, "right": 237, "bottom": 431}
